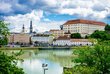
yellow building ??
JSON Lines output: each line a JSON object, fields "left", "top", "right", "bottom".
{"left": 49, "top": 29, "right": 65, "bottom": 38}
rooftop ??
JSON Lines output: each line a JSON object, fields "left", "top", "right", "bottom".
{"left": 56, "top": 36, "right": 70, "bottom": 40}
{"left": 63, "top": 19, "right": 106, "bottom": 26}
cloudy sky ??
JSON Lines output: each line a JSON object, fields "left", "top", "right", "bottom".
{"left": 0, "top": 0, "right": 110, "bottom": 33}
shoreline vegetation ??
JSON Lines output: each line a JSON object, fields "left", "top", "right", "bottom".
{"left": 64, "top": 40, "right": 110, "bottom": 74}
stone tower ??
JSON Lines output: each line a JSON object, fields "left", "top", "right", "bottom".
{"left": 30, "top": 20, "right": 33, "bottom": 34}
{"left": 22, "top": 24, "right": 25, "bottom": 33}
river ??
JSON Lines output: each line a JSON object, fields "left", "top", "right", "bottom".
{"left": 2, "top": 49, "right": 74, "bottom": 74}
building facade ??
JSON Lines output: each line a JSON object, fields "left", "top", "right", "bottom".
{"left": 8, "top": 33, "right": 30, "bottom": 44}
{"left": 53, "top": 36, "right": 71, "bottom": 46}
{"left": 49, "top": 29, "right": 65, "bottom": 38}
{"left": 62, "top": 19, "right": 106, "bottom": 37}
{"left": 31, "top": 34, "right": 54, "bottom": 44}
{"left": 53, "top": 36, "right": 93, "bottom": 46}
{"left": 70, "top": 39, "right": 92, "bottom": 46}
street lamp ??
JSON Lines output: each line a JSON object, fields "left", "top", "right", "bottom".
{"left": 42, "top": 63, "right": 48, "bottom": 74}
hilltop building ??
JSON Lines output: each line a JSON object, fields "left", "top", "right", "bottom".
{"left": 62, "top": 19, "right": 106, "bottom": 37}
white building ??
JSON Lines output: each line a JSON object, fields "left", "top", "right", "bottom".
{"left": 62, "top": 19, "right": 106, "bottom": 37}
{"left": 53, "top": 36, "right": 93, "bottom": 46}
{"left": 31, "top": 34, "right": 54, "bottom": 44}
{"left": 53, "top": 36, "right": 71, "bottom": 46}
{"left": 70, "top": 39, "right": 92, "bottom": 46}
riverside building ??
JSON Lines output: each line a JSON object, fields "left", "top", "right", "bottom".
{"left": 31, "top": 34, "right": 54, "bottom": 44}
{"left": 53, "top": 36, "right": 93, "bottom": 46}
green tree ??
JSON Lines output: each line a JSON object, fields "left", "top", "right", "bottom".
{"left": 0, "top": 51, "right": 24, "bottom": 74}
{"left": 90, "top": 30, "right": 110, "bottom": 40}
{"left": 71, "top": 33, "right": 81, "bottom": 39}
{"left": 105, "top": 24, "right": 110, "bottom": 32}
{"left": 0, "top": 21, "right": 10, "bottom": 45}
{"left": 73, "top": 43, "right": 110, "bottom": 74}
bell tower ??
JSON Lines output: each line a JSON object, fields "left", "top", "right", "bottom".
{"left": 22, "top": 24, "right": 25, "bottom": 33}
{"left": 30, "top": 20, "right": 33, "bottom": 34}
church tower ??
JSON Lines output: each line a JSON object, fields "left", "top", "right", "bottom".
{"left": 30, "top": 20, "right": 33, "bottom": 34}
{"left": 22, "top": 24, "right": 25, "bottom": 33}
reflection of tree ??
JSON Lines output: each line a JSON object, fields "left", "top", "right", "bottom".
{"left": 33, "top": 50, "right": 39, "bottom": 55}
{"left": 48, "top": 56, "right": 74, "bottom": 67}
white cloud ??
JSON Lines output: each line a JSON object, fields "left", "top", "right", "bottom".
{"left": 29, "top": 0, "right": 37, "bottom": 5}
{"left": 2, "top": 0, "right": 110, "bottom": 33}
{"left": 52, "top": 0, "right": 110, "bottom": 19}
{"left": 4, "top": 10, "right": 64, "bottom": 33}
{"left": 34, "top": 21, "right": 64, "bottom": 32}
{"left": 40, "top": 0, "right": 110, "bottom": 19}
{"left": 4, "top": 10, "right": 44, "bottom": 33}
{"left": 0, "top": 2, "right": 12, "bottom": 13}
{"left": 43, "top": 0, "right": 57, "bottom": 7}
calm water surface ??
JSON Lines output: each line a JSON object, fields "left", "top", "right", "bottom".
{"left": 3, "top": 49, "right": 74, "bottom": 74}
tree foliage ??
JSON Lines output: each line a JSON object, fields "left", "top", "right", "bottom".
{"left": 0, "top": 21, "right": 10, "bottom": 45}
{"left": 105, "top": 24, "right": 110, "bottom": 32}
{"left": 71, "top": 33, "right": 81, "bottom": 39}
{"left": 0, "top": 21, "right": 9, "bottom": 36}
{"left": 0, "top": 37, "right": 8, "bottom": 45}
{"left": 73, "top": 43, "right": 110, "bottom": 74}
{"left": 90, "top": 30, "right": 110, "bottom": 40}
{"left": 0, "top": 51, "right": 24, "bottom": 74}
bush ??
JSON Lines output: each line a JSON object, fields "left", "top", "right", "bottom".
{"left": 73, "top": 43, "right": 110, "bottom": 74}
{"left": 71, "top": 33, "right": 82, "bottom": 39}
{"left": 0, "top": 51, "right": 24, "bottom": 74}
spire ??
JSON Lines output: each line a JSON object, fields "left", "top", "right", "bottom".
{"left": 30, "top": 20, "right": 33, "bottom": 34}
{"left": 22, "top": 24, "right": 25, "bottom": 33}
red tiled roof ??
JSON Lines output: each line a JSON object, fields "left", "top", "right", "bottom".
{"left": 63, "top": 19, "right": 106, "bottom": 26}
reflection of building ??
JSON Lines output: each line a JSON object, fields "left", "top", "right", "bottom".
{"left": 49, "top": 29, "right": 65, "bottom": 38}
{"left": 53, "top": 36, "right": 93, "bottom": 46}
{"left": 62, "top": 19, "right": 106, "bottom": 37}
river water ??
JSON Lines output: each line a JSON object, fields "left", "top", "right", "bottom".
{"left": 3, "top": 49, "right": 74, "bottom": 74}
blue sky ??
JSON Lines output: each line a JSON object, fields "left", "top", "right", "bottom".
{"left": 0, "top": 0, "right": 110, "bottom": 32}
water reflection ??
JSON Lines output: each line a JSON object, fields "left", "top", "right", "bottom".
{"left": 2, "top": 49, "right": 74, "bottom": 74}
